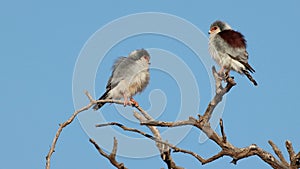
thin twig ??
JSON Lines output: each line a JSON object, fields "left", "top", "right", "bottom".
{"left": 219, "top": 119, "right": 227, "bottom": 143}
{"left": 96, "top": 122, "right": 155, "bottom": 139}
{"left": 285, "top": 140, "right": 300, "bottom": 169}
{"left": 89, "top": 138, "right": 127, "bottom": 169}
{"left": 45, "top": 91, "right": 95, "bottom": 169}
{"left": 96, "top": 121, "right": 201, "bottom": 167}
{"left": 133, "top": 105, "right": 154, "bottom": 120}
{"left": 45, "top": 91, "right": 138, "bottom": 169}
{"left": 268, "top": 140, "right": 289, "bottom": 166}
{"left": 133, "top": 111, "right": 183, "bottom": 169}
{"left": 286, "top": 140, "right": 295, "bottom": 163}
{"left": 295, "top": 152, "right": 300, "bottom": 167}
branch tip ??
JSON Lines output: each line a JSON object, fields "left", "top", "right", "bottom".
{"left": 219, "top": 118, "right": 227, "bottom": 143}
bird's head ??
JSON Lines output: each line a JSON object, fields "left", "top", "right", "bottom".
{"left": 128, "top": 49, "right": 150, "bottom": 63}
{"left": 209, "top": 20, "right": 232, "bottom": 35}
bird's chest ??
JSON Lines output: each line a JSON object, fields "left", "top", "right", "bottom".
{"left": 128, "top": 70, "right": 150, "bottom": 95}
{"left": 209, "top": 37, "right": 232, "bottom": 67}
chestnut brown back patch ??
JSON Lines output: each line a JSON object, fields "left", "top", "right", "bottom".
{"left": 218, "top": 30, "right": 247, "bottom": 48}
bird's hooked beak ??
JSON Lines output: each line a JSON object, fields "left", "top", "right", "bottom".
{"left": 208, "top": 30, "right": 211, "bottom": 34}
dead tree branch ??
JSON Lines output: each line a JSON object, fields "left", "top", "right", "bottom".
{"left": 268, "top": 140, "right": 289, "bottom": 166}
{"left": 45, "top": 91, "right": 95, "bottom": 169}
{"left": 286, "top": 141, "right": 300, "bottom": 169}
{"left": 219, "top": 119, "right": 227, "bottom": 143}
{"left": 46, "top": 66, "right": 300, "bottom": 169}
{"left": 89, "top": 138, "right": 127, "bottom": 169}
{"left": 45, "top": 91, "right": 151, "bottom": 169}
{"left": 96, "top": 121, "right": 195, "bottom": 169}
{"left": 202, "top": 66, "right": 236, "bottom": 122}
{"left": 139, "top": 66, "right": 298, "bottom": 169}
{"left": 141, "top": 116, "right": 291, "bottom": 168}
{"left": 133, "top": 110, "right": 183, "bottom": 169}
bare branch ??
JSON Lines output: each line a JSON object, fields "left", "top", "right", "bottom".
{"left": 295, "top": 152, "right": 300, "bottom": 168}
{"left": 140, "top": 114, "right": 289, "bottom": 168}
{"left": 96, "top": 122, "right": 155, "bottom": 140}
{"left": 286, "top": 141, "right": 300, "bottom": 169}
{"left": 111, "top": 137, "right": 118, "bottom": 158}
{"left": 286, "top": 141, "right": 295, "bottom": 162}
{"left": 45, "top": 91, "right": 96, "bottom": 169}
{"left": 137, "top": 67, "right": 293, "bottom": 168}
{"left": 141, "top": 117, "right": 196, "bottom": 127}
{"left": 47, "top": 67, "right": 300, "bottom": 169}
{"left": 89, "top": 138, "right": 127, "bottom": 169}
{"left": 96, "top": 121, "right": 199, "bottom": 168}
{"left": 45, "top": 90, "right": 139, "bottom": 169}
{"left": 45, "top": 90, "right": 154, "bottom": 169}
{"left": 133, "top": 111, "right": 160, "bottom": 144}
{"left": 97, "top": 107, "right": 184, "bottom": 169}
{"left": 219, "top": 119, "right": 227, "bottom": 143}
{"left": 133, "top": 111, "right": 167, "bottom": 165}
{"left": 202, "top": 66, "right": 236, "bottom": 122}
{"left": 268, "top": 140, "right": 289, "bottom": 166}
{"left": 133, "top": 105, "right": 154, "bottom": 121}
{"left": 133, "top": 110, "right": 183, "bottom": 169}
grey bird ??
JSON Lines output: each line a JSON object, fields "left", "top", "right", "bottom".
{"left": 208, "top": 20, "right": 257, "bottom": 86}
{"left": 93, "top": 49, "right": 150, "bottom": 110}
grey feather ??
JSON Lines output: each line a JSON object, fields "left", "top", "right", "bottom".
{"left": 93, "top": 49, "right": 150, "bottom": 110}
{"left": 209, "top": 20, "right": 257, "bottom": 86}
{"left": 212, "top": 34, "right": 248, "bottom": 64}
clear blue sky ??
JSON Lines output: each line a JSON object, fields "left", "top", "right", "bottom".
{"left": 1, "top": 1, "right": 299, "bottom": 169}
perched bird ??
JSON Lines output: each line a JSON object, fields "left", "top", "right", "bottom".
{"left": 208, "top": 20, "right": 257, "bottom": 86}
{"left": 93, "top": 49, "right": 150, "bottom": 110}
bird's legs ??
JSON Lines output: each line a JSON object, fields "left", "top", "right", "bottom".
{"left": 123, "top": 94, "right": 131, "bottom": 106}
{"left": 122, "top": 94, "right": 139, "bottom": 107}
{"left": 225, "top": 70, "right": 236, "bottom": 85}
{"left": 217, "top": 66, "right": 226, "bottom": 79}
{"left": 218, "top": 67, "right": 235, "bottom": 83}
{"left": 225, "top": 69, "right": 230, "bottom": 79}
{"left": 130, "top": 97, "right": 139, "bottom": 107}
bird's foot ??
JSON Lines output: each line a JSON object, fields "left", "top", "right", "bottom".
{"left": 123, "top": 100, "right": 131, "bottom": 107}
{"left": 123, "top": 96, "right": 131, "bottom": 107}
{"left": 217, "top": 72, "right": 226, "bottom": 80}
{"left": 218, "top": 69, "right": 235, "bottom": 83}
{"left": 217, "top": 67, "right": 225, "bottom": 79}
{"left": 130, "top": 98, "right": 139, "bottom": 107}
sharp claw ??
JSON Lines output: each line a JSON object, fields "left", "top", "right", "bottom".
{"left": 218, "top": 68, "right": 231, "bottom": 81}
{"left": 217, "top": 72, "right": 226, "bottom": 80}
{"left": 123, "top": 94, "right": 129, "bottom": 107}
{"left": 123, "top": 99, "right": 131, "bottom": 107}
{"left": 217, "top": 68, "right": 225, "bottom": 80}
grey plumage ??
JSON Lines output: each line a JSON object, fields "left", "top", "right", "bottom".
{"left": 208, "top": 20, "right": 257, "bottom": 86}
{"left": 93, "top": 49, "right": 150, "bottom": 110}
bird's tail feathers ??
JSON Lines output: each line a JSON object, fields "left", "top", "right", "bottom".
{"left": 241, "top": 62, "right": 255, "bottom": 73}
{"left": 242, "top": 70, "right": 258, "bottom": 86}
{"left": 93, "top": 90, "right": 109, "bottom": 110}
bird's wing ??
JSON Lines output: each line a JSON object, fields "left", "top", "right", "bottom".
{"left": 107, "top": 57, "right": 138, "bottom": 90}
{"left": 215, "top": 30, "right": 255, "bottom": 73}
{"left": 217, "top": 30, "right": 248, "bottom": 62}
{"left": 106, "top": 56, "right": 127, "bottom": 90}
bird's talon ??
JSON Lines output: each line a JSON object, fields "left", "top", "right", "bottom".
{"left": 123, "top": 99, "right": 131, "bottom": 107}
{"left": 217, "top": 72, "right": 226, "bottom": 80}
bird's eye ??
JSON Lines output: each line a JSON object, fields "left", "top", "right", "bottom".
{"left": 211, "top": 26, "right": 218, "bottom": 31}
